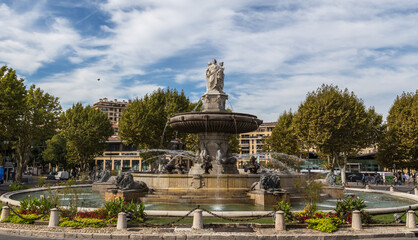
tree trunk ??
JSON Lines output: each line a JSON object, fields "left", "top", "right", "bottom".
{"left": 340, "top": 156, "right": 348, "bottom": 186}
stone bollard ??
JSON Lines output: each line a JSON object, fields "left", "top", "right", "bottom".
{"left": 365, "top": 185, "right": 370, "bottom": 190}
{"left": 48, "top": 208, "right": 60, "bottom": 227}
{"left": 0, "top": 206, "right": 10, "bottom": 221}
{"left": 117, "top": 212, "right": 127, "bottom": 230}
{"left": 275, "top": 211, "right": 286, "bottom": 231}
{"left": 414, "top": 187, "right": 418, "bottom": 195}
{"left": 407, "top": 210, "right": 416, "bottom": 229}
{"left": 192, "top": 209, "right": 203, "bottom": 230}
{"left": 390, "top": 186, "right": 394, "bottom": 192}
{"left": 352, "top": 210, "right": 362, "bottom": 230}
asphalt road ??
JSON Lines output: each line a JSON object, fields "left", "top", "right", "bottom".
{"left": 0, "top": 234, "right": 417, "bottom": 240}
{"left": 0, "top": 233, "right": 70, "bottom": 240}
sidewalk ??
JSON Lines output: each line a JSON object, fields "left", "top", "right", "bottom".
{"left": 0, "top": 222, "right": 417, "bottom": 239}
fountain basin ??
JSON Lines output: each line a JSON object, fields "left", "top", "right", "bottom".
{"left": 4, "top": 186, "right": 418, "bottom": 215}
{"left": 169, "top": 112, "right": 262, "bottom": 134}
{"left": 133, "top": 173, "right": 304, "bottom": 205}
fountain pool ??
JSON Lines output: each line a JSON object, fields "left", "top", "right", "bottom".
{"left": 7, "top": 186, "right": 417, "bottom": 211}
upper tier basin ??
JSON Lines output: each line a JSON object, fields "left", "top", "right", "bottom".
{"left": 169, "top": 112, "right": 263, "bottom": 134}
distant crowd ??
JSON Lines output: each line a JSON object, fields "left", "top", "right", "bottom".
{"left": 362, "top": 172, "right": 418, "bottom": 186}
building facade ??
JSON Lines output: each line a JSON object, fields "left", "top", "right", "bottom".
{"left": 93, "top": 98, "right": 130, "bottom": 125}
{"left": 238, "top": 122, "right": 276, "bottom": 168}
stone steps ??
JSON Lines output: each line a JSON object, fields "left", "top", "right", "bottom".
{"left": 142, "top": 196, "right": 255, "bottom": 204}
{"left": 142, "top": 189, "right": 255, "bottom": 204}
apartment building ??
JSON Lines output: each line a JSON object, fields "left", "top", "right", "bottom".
{"left": 239, "top": 122, "right": 276, "bottom": 155}
{"left": 238, "top": 122, "right": 276, "bottom": 168}
{"left": 93, "top": 98, "right": 130, "bottom": 125}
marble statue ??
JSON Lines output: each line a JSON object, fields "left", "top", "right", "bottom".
{"left": 163, "top": 157, "right": 177, "bottom": 174}
{"left": 326, "top": 172, "right": 337, "bottom": 186}
{"left": 244, "top": 156, "right": 260, "bottom": 174}
{"left": 205, "top": 59, "right": 225, "bottom": 94}
{"left": 201, "top": 155, "right": 213, "bottom": 174}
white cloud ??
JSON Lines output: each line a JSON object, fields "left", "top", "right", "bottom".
{"left": 1, "top": 0, "right": 417, "bottom": 121}
{"left": 0, "top": 3, "right": 81, "bottom": 74}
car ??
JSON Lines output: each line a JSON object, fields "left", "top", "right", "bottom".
{"left": 55, "top": 171, "right": 70, "bottom": 180}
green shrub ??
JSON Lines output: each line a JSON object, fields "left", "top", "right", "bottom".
{"left": 20, "top": 195, "right": 58, "bottom": 214}
{"left": 295, "top": 179, "right": 322, "bottom": 211}
{"left": 335, "top": 194, "right": 367, "bottom": 218}
{"left": 59, "top": 217, "right": 107, "bottom": 228}
{"left": 275, "top": 200, "right": 292, "bottom": 221}
{"left": 306, "top": 218, "right": 338, "bottom": 233}
{"left": 8, "top": 182, "right": 28, "bottom": 192}
{"left": 104, "top": 197, "right": 145, "bottom": 222}
{"left": 0, "top": 212, "right": 45, "bottom": 224}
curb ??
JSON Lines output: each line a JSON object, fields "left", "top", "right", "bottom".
{"left": 0, "top": 227, "right": 416, "bottom": 240}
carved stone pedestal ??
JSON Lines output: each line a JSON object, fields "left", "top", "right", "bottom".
{"left": 248, "top": 190, "right": 289, "bottom": 206}
{"left": 105, "top": 188, "right": 148, "bottom": 203}
{"left": 202, "top": 93, "right": 228, "bottom": 112}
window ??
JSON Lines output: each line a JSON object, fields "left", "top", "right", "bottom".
{"left": 123, "top": 160, "right": 131, "bottom": 168}
{"left": 105, "top": 160, "right": 112, "bottom": 170}
{"left": 132, "top": 160, "right": 139, "bottom": 171}
{"left": 114, "top": 160, "right": 121, "bottom": 170}
{"left": 96, "top": 160, "right": 104, "bottom": 170}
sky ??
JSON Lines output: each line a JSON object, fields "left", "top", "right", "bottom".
{"left": 0, "top": 0, "right": 417, "bottom": 122}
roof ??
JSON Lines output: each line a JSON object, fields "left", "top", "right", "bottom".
{"left": 260, "top": 122, "right": 276, "bottom": 127}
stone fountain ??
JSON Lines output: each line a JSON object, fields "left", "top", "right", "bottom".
{"left": 169, "top": 59, "right": 262, "bottom": 175}
{"left": 133, "top": 59, "right": 304, "bottom": 206}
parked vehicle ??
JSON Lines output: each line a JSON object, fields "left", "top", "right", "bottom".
{"left": 55, "top": 171, "right": 70, "bottom": 180}
{"left": 46, "top": 171, "right": 56, "bottom": 180}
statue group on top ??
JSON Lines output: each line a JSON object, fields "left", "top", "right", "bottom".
{"left": 206, "top": 59, "right": 225, "bottom": 94}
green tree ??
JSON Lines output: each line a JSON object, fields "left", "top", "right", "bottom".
{"left": 42, "top": 134, "right": 68, "bottom": 169}
{"left": 293, "top": 84, "right": 382, "bottom": 184}
{"left": 263, "top": 110, "right": 304, "bottom": 170}
{"left": 377, "top": 91, "right": 418, "bottom": 169}
{"left": 60, "top": 103, "right": 113, "bottom": 171}
{"left": 14, "top": 85, "right": 62, "bottom": 182}
{"left": 119, "top": 88, "right": 191, "bottom": 149}
{"left": 0, "top": 66, "right": 26, "bottom": 141}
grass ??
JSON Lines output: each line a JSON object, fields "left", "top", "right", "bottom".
{"left": 371, "top": 211, "right": 418, "bottom": 224}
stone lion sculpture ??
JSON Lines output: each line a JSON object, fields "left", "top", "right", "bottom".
{"left": 250, "top": 174, "right": 281, "bottom": 193}
{"left": 259, "top": 174, "right": 281, "bottom": 192}
{"left": 116, "top": 173, "right": 149, "bottom": 192}
{"left": 96, "top": 170, "right": 111, "bottom": 183}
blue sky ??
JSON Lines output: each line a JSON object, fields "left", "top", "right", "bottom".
{"left": 1, "top": 0, "right": 417, "bottom": 122}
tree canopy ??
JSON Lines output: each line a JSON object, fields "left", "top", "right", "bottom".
{"left": 60, "top": 103, "right": 113, "bottom": 171}
{"left": 119, "top": 88, "right": 191, "bottom": 149}
{"left": 42, "top": 134, "right": 68, "bottom": 169}
{"left": 377, "top": 91, "right": 417, "bottom": 169}
{"left": 292, "top": 84, "right": 382, "bottom": 183}
{"left": 0, "top": 66, "right": 26, "bottom": 141}
{"left": 263, "top": 110, "right": 303, "bottom": 170}
{"left": 0, "top": 66, "right": 62, "bottom": 182}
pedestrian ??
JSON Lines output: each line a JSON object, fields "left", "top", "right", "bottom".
{"left": 406, "top": 173, "right": 410, "bottom": 185}
{"left": 362, "top": 173, "right": 366, "bottom": 186}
